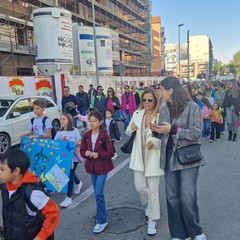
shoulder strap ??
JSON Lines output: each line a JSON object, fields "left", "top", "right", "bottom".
{"left": 24, "top": 183, "right": 47, "bottom": 221}
{"left": 42, "top": 116, "right": 48, "bottom": 131}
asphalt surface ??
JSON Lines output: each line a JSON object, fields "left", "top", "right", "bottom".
{"left": 2, "top": 121, "right": 240, "bottom": 239}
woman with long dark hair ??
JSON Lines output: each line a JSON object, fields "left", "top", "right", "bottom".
{"left": 151, "top": 77, "right": 207, "bottom": 240}
{"left": 104, "top": 87, "right": 121, "bottom": 113}
{"left": 222, "top": 79, "right": 240, "bottom": 141}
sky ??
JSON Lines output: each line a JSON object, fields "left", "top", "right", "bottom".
{"left": 152, "top": 0, "right": 240, "bottom": 63}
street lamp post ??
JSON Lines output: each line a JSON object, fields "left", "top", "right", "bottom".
{"left": 91, "top": 0, "right": 99, "bottom": 86}
{"left": 178, "top": 23, "right": 184, "bottom": 79}
{"left": 187, "top": 30, "right": 190, "bottom": 82}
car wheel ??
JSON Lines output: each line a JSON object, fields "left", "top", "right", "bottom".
{"left": 0, "top": 133, "right": 11, "bottom": 156}
{"left": 52, "top": 119, "right": 60, "bottom": 131}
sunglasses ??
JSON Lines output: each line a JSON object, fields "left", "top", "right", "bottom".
{"left": 142, "top": 98, "right": 154, "bottom": 103}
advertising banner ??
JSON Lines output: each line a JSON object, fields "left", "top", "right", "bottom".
{"left": 21, "top": 137, "right": 74, "bottom": 192}
{"left": 8, "top": 76, "right": 25, "bottom": 96}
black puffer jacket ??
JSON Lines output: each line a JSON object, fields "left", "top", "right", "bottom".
{"left": 1, "top": 183, "right": 44, "bottom": 240}
{"left": 107, "top": 119, "right": 121, "bottom": 140}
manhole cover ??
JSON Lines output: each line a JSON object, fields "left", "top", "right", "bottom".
{"left": 104, "top": 207, "right": 146, "bottom": 234}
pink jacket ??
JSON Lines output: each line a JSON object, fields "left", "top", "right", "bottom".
{"left": 201, "top": 106, "right": 212, "bottom": 119}
{"left": 121, "top": 92, "right": 136, "bottom": 115}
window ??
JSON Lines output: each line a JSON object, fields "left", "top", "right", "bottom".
{"left": 10, "top": 99, "right": 31, "bottom": 115}
{"left": 101, "top": 40, "right": 105, "bottom": 47}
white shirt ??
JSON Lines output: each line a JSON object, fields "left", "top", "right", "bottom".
{"left": 9, "top": 189, "right": 49, "bottom": 216}
{"left": 91, "top": 133, "right": 99, "bottom": 151}
{"left": 54, "top": 128, "right": 81, "bottom": 162}
{"left": 30, "top": 116, "right": 52, "bottom": 136}
{"left": 105, "top": 118, "right": 111, "bottom": 135}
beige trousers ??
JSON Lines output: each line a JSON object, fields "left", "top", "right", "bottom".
{"left": 134, "top": 170, "right": 160, "bottom": 220}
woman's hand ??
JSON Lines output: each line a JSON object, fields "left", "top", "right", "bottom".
{"left": 130, "top": 122, "right": 138, "bottom": 131}
{"left": 152, "top": 122, "right": 171, "bottom": 134}
{"left": 146, "top": 140, "right": 153, "bottom": 150}
{"left": 33, "top": 236, "right": 42, "bottom": 240}
{"left": 112, "top": 102, "right": 116, "bottom": 106}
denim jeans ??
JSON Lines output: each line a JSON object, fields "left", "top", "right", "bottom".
{"left": 73, "top": 117, "right": 78, "bottom": 128}
{"left": 91, "top": 173, "right": 108, "bottom": 224}
{"left": 79, "top": 107, "right": 87, "bottom": 128}
{"left": 124, "top": 110, "right": 131, "bottom": 130}
{"left": 220, "top": 114, "right": 225, "bottom": 132}
{"left": 67, "top": 162, "right": 80, "bottom": 198}
{"left": 202, "top": 119, "right": 211, "bottom": 138}
{"left": 165, "top": 150, "right": 203, "bottom": 239}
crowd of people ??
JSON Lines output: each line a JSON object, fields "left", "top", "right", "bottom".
{"left": 0, "top": 77, "right": 239, "bottom": 240}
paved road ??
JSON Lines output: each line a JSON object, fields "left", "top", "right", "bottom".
{"left": 3, "top": 122, "right": 240, "bottom": 239}
{"left": 53, "top": 123, "right": 240, "bottom": 240}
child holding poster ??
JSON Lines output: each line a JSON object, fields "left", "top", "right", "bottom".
{"left": 54, "top": 113, "right": 83, "bottom": 208}
{"left": 80, "top": 111, "right": 114, "bottom": 234}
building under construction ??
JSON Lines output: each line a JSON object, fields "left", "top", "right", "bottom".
{"left": 0, "top": 0, "right": 153, "bottom": 76}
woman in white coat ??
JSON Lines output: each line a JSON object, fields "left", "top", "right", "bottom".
{"left": 125, "top": 88, "right": 164, "bottom": 236}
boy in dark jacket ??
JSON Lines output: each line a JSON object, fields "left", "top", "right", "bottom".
{"left": 0, "top": 149, "right": 59, "bottom": 240}
{"left": 105, "top": 109, "right": 121, "bottom": 160}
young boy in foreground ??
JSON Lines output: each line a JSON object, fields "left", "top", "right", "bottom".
{"left": 0, "top": 149, "right": 59, "bottom": 240}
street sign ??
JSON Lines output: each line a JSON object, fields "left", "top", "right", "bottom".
{"left": 117, "top": 63, "right": 125, "bottom": 74}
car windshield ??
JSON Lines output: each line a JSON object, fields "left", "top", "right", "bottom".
{"left": 0, "top": 99, "right": 14, "bottom": 117}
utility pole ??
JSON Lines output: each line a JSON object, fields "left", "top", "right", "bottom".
{"left": 187, "top": 30, "right": 190, "bottom": 82}
{"left": 178, "top": 23, "right": 184, "bottom": 79}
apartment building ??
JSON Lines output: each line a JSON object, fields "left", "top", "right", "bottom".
{"left": 0, "top": 0, "right": 152, "bottom": 76}
{"left": 165, "top": 35, "right": 213, "bottom": 80}
{"left": 151, "top": 16, "right": 165, "bottom": 76}
{"left": 165, "top": 43, "right": 177, "bottom": 76}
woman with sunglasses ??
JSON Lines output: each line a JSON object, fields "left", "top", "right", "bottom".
{"left": 151, "top": 77, "right": 207, "bottom": 240}
{"left": 125, "top": 88, "right": 164, "bottom": 236}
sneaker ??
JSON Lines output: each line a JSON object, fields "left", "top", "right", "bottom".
{"left": 209, "top": 140, "right": 213, "bottom": 143}
{"left": 147, "top": 219, "right": 157, "bottom": 236}
{"left": 193, "top": 233, "right": 206, "bottom": 240}
{"left": 93, "top": 222, "right": 108, "bottom": 233}
{"left": 73, "top": 181, "right": 83, "bottom": 195}
{"left": 111, "top": 153, "right": 118, "bottom": 160}
{"left": 221, "top": 131, "right": 225, "bottom": 134}
{"left": 216, "top": 138, "right": 220, "bottom": 141}
{"left": 171, "top": 238, "right": 184, "bottom": 240}
{"left": 202, "top": 137, "right": 206, "bottom": 140}
{"left": 59, "top": 196, "right": 72, "bottom": 208}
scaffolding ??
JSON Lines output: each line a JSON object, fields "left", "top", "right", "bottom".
{"left": 0, "top": 0, "right": 152, "bottom": 76}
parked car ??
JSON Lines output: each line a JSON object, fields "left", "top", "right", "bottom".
{"left": 0, "top": 95, "right": 61, "bottom": 156}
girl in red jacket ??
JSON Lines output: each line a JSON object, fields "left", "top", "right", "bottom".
{"left": 80, "top": 111, "right": 114, "bottom": 234}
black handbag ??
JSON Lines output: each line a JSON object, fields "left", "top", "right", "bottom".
{"left": 174, "top": 144, "right": 202, "bottom": 165}
{"left": 120, "top": 131, "right": 136, "bottom": 154}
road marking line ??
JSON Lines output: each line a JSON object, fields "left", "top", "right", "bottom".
{"left": 69, "top": 158, "right": 130, "bottom": 209}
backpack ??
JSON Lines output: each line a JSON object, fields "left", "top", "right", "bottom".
{"left": 31, "top": 116, "right": 57, "bottom": 139}
{"left": 25, "top": 183, "right": 54, "bottom": 240}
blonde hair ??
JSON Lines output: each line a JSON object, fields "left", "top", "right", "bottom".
{"left": 139, "top": 88, "right": 159, "bottom": 118}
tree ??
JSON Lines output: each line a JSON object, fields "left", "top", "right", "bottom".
{"left": 212, "top": 60, "right": 224, "bottom": 76}
{"left": 231, "top": 50, "right": 240, "bottom": 75}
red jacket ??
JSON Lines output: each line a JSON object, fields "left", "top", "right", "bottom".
{"left": 80, "top": 129, "right": 114, "bottom": 175}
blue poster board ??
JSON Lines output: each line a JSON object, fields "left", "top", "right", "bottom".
{"left": 21, "top": 137, "right": 75, "bottom": 193}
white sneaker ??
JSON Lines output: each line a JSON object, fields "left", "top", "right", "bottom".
{"left": 193, "top": 233, "right": 206, "bottom": 240}
{"left": 59, "top": 196, "right": 72, "bottom": 208}
{"left": 93, "top": 222, "right": 108, "bottom": 233}
{"left": 147, "top": 219, "right": 157, "bottom": 236}
{"left": 74, "top": 181, "right": 83, "bottom": 195}
{"left": 111, "top": 153, "right": 118, "bottom": 160}
{"left": 171, "top": 238, "right": 184, "bottom": 240}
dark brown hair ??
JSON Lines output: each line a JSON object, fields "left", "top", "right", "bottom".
{"left": 59, "top": 113, "right": 74, "bottom": 131}
{"left": 160, "top": 77, "right": 190, "bottom": 118}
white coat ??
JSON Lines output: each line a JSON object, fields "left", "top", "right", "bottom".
{"left": 126, "top": 109, "right": 164, "bottom": 177}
